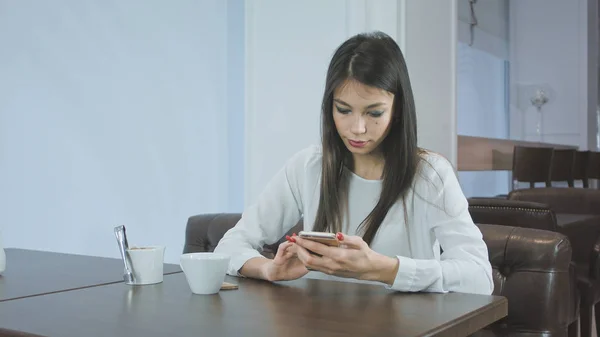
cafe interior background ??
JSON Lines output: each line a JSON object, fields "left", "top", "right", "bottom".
{"left": 0, "top": 0, "right": 598, "bottom": 264}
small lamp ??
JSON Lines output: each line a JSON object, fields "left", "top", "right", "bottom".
{"left": 516, "top": 83, "right": 555, "bottom": 140}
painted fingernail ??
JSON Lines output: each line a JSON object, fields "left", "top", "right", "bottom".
{"left": 290, "top": 237, "right": 296, "bottom": 243}
{"left": 292, "top": 233, "right": 297, "bottom": 237}
{"left": 286, "top": 235, "right": 292, "bottom": 242}
{"left": 336, "top": 232, "right": 344, "bottom": 241}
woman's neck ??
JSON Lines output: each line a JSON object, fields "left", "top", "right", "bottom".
{"left": 350, "top": 153, "right": 385, "bottom": 180}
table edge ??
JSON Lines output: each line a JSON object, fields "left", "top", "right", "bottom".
{"left": 419, "top": 296, "right": 508, "bottom": 337}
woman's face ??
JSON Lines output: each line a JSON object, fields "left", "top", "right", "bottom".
{"left": 332, "top": 79, "right": 395, "bottom": 157}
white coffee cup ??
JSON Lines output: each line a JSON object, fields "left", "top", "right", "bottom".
{"left": 180, "top": 253, "right": 230, "bottom": 295}
{"left": 126, "top": 246, "right": 165, "bottom": 285}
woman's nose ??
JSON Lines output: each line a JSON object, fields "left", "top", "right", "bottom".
{"left": 350, "top": 116, "right": 367, "bottom": 134}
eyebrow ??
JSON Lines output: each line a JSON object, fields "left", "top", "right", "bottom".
{"left": 333, "top": 98, "right": 386, "bottom": 109}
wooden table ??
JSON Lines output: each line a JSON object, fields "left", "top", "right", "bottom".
{"left": 457, "top": 135, "right": 578, "bottom": 171}
{"left": 0, "top": 272, "right": 507, "bottom": 337}
{"left": 0, "top": 248, "right": 181, "bottom": 302}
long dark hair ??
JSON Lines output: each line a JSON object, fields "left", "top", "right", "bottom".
{"left": 312, "top": 31, "right": 421, "bottom": 245}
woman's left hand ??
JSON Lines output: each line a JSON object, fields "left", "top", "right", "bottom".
{"left": 288, "top": 233, "right": 399, "bottom": 285}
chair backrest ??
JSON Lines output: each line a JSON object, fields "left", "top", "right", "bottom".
{"left": 587, "top": 151, "right": 600, "bottom": 180}
{"left": 512, "top": 146, "right": 554, "bottom": 188}
{"left": 183, "top": 213, "right": 302, "bottom": 256}
{"left": 573, "top": 150, "right": 590, "bottom": 187}
{"left": 468, "top": 198, "right": 558, "bottom": 232}
{"left": 549, "top": 149, "right": 576, "bottom": 187}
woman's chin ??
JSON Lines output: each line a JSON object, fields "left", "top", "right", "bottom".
{"left": 344, "top": 144, "right": 373, "bottom": 155}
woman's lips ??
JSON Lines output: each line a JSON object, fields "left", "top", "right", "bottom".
{"left": 348, "top": 140, "right": 368, "bottom": 148}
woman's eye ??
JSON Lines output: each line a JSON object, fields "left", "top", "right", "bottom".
{"left": 335, "top": 106, "right": 351, "bottom": 114}
{"left": 369, "top": 110, "right": 384, "bottom": 118}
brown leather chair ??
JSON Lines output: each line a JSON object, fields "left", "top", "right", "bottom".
{"left": 184, "top": 213, "right": 577, "bottom": 336}
{"left": 475, "top": 224, "right": 576, "bottom": 337}
{"left": 468, "top": 198, "right": 580, "bottom": 335}
{"left": 508, "top": 188, "right": 600, "bottom": 337}
{"left": 512, "top": 146, "right": 554, "bottom": 189}
{"left": 550, "top": 149, "right": 576, "bottom": 187}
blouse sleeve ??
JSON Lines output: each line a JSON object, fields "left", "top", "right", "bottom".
{"left": 214, "top": 147, "right": 314, "bottom": 276}
{"left": 387, "top": 155, "right": 494, "bottom": 295}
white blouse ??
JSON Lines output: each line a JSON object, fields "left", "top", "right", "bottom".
{"left": 214, "top": 145, "right": 494, "bottom": 295}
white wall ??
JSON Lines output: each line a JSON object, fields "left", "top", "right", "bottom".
{"left": 458, "top": 0, "right": 509, "bottom": 42}
{"left": 227, "top": 0, "right": 246, "bottom": 212}
{"left": 455, "top": 0, "right": 511, "bottom": 197}
{"left": 404, "top": 0, "right": 458, "bottom": 166}
{"left": 456, "top": 43, "right": 510, "bottom": 197}
{"left": 0, "top": 0, "right": 240, "bottom": 263}
{"left": 457, "top": 0, "right": 509, "bottom": 60}
{"left": 509, "top": 0, "right": 598, "bottom": 150}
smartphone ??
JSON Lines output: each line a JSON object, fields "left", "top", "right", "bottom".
{"left": 297, "top": 231, "right": 340, "bottom": 247}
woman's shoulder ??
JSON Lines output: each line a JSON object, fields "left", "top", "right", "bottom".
{"left": 418, "top": 150, "right": 456, "bottom": 175}
{"left": 411, "top": 150, "right": 467, "bottom": 218}
{"left": 414, "top": 149, "right": 458, "bottom": 191}
{"left": 284, "top": 144, "right": 323, "bottom": 176}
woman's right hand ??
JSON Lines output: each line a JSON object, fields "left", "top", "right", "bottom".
{"left": 261, "top": 239, "right": 309, "bottom": 282}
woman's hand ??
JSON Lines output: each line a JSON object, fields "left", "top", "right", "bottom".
{"left": 290, "top": 233, "right": 399, "bottom": 285}
{"left": 260, "top": 238, "right": 309, "bottom": 282}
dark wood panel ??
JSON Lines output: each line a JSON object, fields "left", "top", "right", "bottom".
{"left": 0, "top": 249, "right": 180, "bottom": 302}
{"left": 458, "top": 135, "right": 578, "bottom": 171}
{"left": 0, "top": 272, "right": 507, "bottom": 337}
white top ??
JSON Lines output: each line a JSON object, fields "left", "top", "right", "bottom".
{"left": 214, "top": 145, "right": 494, "bottom": 295}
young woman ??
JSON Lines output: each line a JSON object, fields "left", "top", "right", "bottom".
{"left": 214, "top": 31, "right": 493, "bottom": 295}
